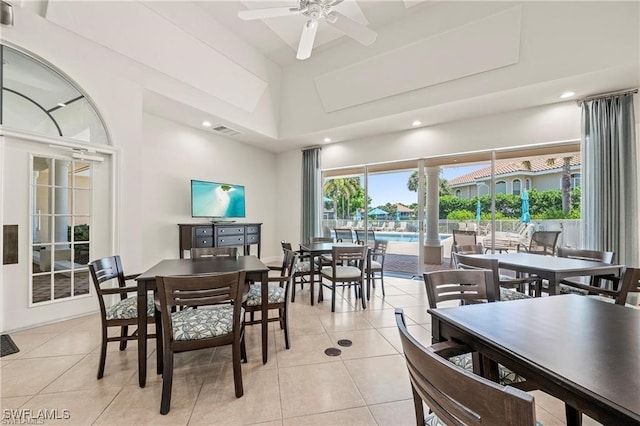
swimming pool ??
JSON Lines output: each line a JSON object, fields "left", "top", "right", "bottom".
{"left": 331, "top": 230, "right": 451, "bottom": 243}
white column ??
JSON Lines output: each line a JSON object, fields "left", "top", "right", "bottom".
{"left": 425, "top": 166, "right": 441, "bottom": 246}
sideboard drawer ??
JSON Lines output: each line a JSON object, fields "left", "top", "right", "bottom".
{"left": 195, "top": 237, "right": 213, "bottom": 248}
{"left": 194, "top": 227, "right": 213, "bottom": 237}
{"left": 216, "top": 226, "right": 244, "bottom": 236}
{"left": 246, "top": 226, "right": 260, "bottom": 234}
{"left": 217, "top": 236, "right": 245, "bottom": 246}
{"left": 246, "top": 234, "right": 259, "bottom": 244}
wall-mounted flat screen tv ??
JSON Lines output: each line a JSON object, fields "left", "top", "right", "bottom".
{"left": 191, "top": 180, "right": 246, "bottom": 218}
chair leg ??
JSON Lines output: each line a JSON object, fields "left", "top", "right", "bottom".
{"left": 331, "top": 282, "right": 336, "bottom": 312}
{"left": 411, "top": 386, "right": 425, "bottom": 426}
{"left": 97, "top": 326, "right": 108, "bottom": 379}
{"left": 291, "top": 279, "right": 297, "bottom": 303}
{"left": 155, "top": 310, "right": 164, "bottom": 374}
{"left": 232, "top": 340, "right": 244, "bottom": 398}
{"left": 283, "top": 304, "right": 291, "bottom": 350}
{"left": 160, "top": 349, "right": 173, "bottom": 415}
{"left": 380, "top": 272, "right": 385, "bottom": 296}
{"left": 119, "top": 326, "right": 128, "bottom": 350}
{"left": 240, "top": 329, "right": 248, "bottom": 363}
{"left": 360, "top": 282, "right": 367, "bottom": 309}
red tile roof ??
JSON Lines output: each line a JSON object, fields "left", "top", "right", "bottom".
{"left": 448, "top": 155, "right": 581, "bottom": 186}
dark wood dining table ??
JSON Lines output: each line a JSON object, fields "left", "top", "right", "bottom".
{"left": 469, "top": 252, "right": 623, "bottom": 295}
{"left": 429, "top": 295, "right": 640, "bottom": 425}
{"left": 135, "top": 256, "right": 269, "bottom": 388}
{"left": 298, "top": 242, "right": 370, "bottom": 306}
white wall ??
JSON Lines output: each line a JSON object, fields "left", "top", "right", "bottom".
{"left": 140, "top": 115, "right": 279, "bottom": 268}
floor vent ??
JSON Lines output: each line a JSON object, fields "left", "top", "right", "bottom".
{"left": 212, "top": 125, "right": 241, "bottom": 136}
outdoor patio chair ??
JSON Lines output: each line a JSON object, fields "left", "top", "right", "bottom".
{"left": 395, "top": 221, "right": 408, "bottom": 232}
{"left": 517, "top": 230, "right": 561, "bottom": 256}
{"left": 395, "top": 309, "right": 538, "bottom": 426}
{"left": 483, "top": 223, "right": 534, "bottom": 252}
{"left": 355, "top": 229, "right": 376, "bottom": 248}
{"left": 334, "top": 228, "right": 354, "bottom": 243}
{"left": 450, "top": 229, "right": 477, "bottom": 266}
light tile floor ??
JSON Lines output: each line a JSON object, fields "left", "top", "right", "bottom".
{"left": 1, "top": 276, "right": 602, "bottom": 425}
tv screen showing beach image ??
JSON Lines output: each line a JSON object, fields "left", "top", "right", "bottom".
{"left": 191, "top": 180, "right": 246, "bottom": 218}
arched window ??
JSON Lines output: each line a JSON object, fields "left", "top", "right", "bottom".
{"left": 571, "top": 173, "right": 581, "bottom": 190}
{"left": 495, "top": 180, "right": 507, "bottom": 194}
{"left": 512, "top": 179, "right": 522, "bottom": 195}
{"left": 1, "top": 45, "right": 108, "bottom": 144}
{"left": 455, "top": 189, "right": 462, "bottom": 197}
{"left": 525, "top": 179, "right": 531, "bottom": 190}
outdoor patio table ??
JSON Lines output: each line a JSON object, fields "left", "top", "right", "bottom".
{"left": 469, "top": 252, "right": 622, "bottom": 295}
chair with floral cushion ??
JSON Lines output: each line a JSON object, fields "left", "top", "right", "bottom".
{"left": 395, "top": 308, "right": 539, "bottom": 426}
{"left": 365, "top": 239, "right": 388, "bottom": 297}
{"left": 88, "top": 255, "right": 155, "bottom": 380}
{"left": 155, "top": 271, "right": 247, "bottom": 415}
{"left": 280, "top": 241, "right": 316, "bottom": 303}
{"left": 244, "top": 249, "right": 299, "bottom": 349}
{"left": 423, "top": 269, "right": 533, "bottom": 390}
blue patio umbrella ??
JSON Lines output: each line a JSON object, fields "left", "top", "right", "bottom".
{"left": 476, "top": 199, "right": 482, "bottom": 222}
{"left": 395, "top": 209, "right": 401, "bottom": 221}
{"left": 354, "top": 210, "right": 362, "bottom": 221}
{"left": 521, "top": 190, "right": 531, "bottom": 223}
{"left": 368, "top": 207, "right": 388, "bottom": 218}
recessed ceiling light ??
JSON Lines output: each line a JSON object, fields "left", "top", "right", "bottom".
{"left": 201, "top": 120, "right": 212, "bottom": 127}
{"left": 323, "top": 137, "right": 331, "bottom": 143}
{"left": 57, "top": 103, "right": 66, "bottom": 107}
{"left": 560, "top": 91, "right": 576, "bottom": 99}
{"left": 412, "top": 120, "right": 421, "bottom": 126}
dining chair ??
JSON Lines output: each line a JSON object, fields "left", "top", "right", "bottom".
{"left": 88, "top": 255, "right": 155, "bottom": 380}
{"left": 244, "top": 249, "right": 299, "bottom": 349}
{"left": 517, "top": 230, "right": 561, "bottom": 255}
{"left": 190, "top": 246, "right": 237, "bottom": 259}
{"left": 450, "top": 243, "right": 483, "bottom": 267}
{"left": 395, "top": 309, "right": 538, "bottom": 426}
{"left": 454, "top": 252, "right": 539, "bottom": 298}
{"left": 423, "top": 269, "right": 530, "bottom": 388}
{"left": 281, "top": 241, "right": 314, "bottom": 303}
{"left": 556, "top": 247, "right": 616, "bottom": 296}
{"left": 309, "top": 236, "right": 335, "bottom": 267}
{"left": 584, "top": 266, "right": 640, "bottom": 306}
{"left": 355, "top": 229, "right": 376, "bottom": 248}
{"left": 320, "top": 245, "right": 367, "bottom": 312}
{"left": 450, "top": 229, "right": 477, "bottom": 266}
{"left": 334, "top": 228, "right": 354, "bottom": 243}
{"left": 366, "top": 239, "right": 388, "bottom": 297}
{"left": 155, "top": 271, "right": 247, "bottom": 414}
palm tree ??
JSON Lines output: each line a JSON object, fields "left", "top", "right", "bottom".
{"left": 407, "top": 171, "right": 451, "bottom": 196}
{"left": 522, "top": 156, "right": 573, "bottom": 214}
{"left": 323, "top": 178, "right": 360, "bottom": 219}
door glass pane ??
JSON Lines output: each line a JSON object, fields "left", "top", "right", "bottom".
{"left": 74, "top": 270, "right": 90, "bottom": 296}
{"left": 31, "top": 155, "right": 93, "bottom": 304}
{"left": 53, "top": 272, "right": 72, "bottom": 299}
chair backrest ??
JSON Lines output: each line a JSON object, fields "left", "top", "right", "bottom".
{"left": 355, "top": 229, "right": 375, "bottom": 246}
{"left": 423, "top": 268, "right": 496, "bottom": 309}
{"left": 452, "top": 229, "right": 477, "bottom": 246}
{"left": 156, "top": 271, "right": 246, "bottom": 338}
{"left": 88, "top": 256, "right": 134, "bottom": 316}
{"left": 309, "top": 236, "right": 334, "bottom": 243}
{"left": 528, "top": 231, "right": 561, "bottom": 255}
{"left": 334, "top": 228, "right": 354, "bottom": 243}
{"left": 395, "top": 309, "right": 537, "bottom": 426}
{"left": 615, "top": 267, "right": 640, "bottom": 305}
{"left": 331, "top": 245, "right": 367, "bottom": 267}
{"left": 453, "top": 253, "right": 501, "bottom": 300}
{"left": 190, "top": 247, "right": 237, "bottom": 259}
{"left": 281, "top": 241, "right": 293, "bottom": 251}
{"left": 557, "top": 247, "right": 615, "bottom": 263}
{"left": 451, "top": 243, "right": 483, "bottom": 267}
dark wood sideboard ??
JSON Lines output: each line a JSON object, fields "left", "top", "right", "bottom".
{"left": 178, "top": 223, "right": 262, "bottom": 259}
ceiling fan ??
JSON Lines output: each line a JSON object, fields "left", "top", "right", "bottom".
{"left": 237, "top": 0, "right": 377, "bottom": 60}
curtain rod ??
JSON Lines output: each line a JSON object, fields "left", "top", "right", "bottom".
{"left": 301, "top": 145, "right": 322, "bottom": 152}
{"left": 577, "top": 88, "right": 638, "bottom": 105}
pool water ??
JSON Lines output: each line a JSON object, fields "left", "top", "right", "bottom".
{"left": 375, "top": 232, "right": 451, "bottom": 243}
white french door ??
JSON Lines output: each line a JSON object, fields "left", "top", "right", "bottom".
{"left": 1, "top": 135, "right": 114, "bottom": 331}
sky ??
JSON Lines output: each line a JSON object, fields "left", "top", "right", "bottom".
{"left": 367, "top": 164, "right": 485, "bottom": 207}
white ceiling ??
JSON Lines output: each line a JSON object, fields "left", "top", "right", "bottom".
{"left": 37, "top": 1, "right": 640, "bottom": 153}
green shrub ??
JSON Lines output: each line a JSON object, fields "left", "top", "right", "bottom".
{"left": 447, "top": 210, "right": 475, "bottom": 220}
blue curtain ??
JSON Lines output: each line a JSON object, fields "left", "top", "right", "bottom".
{"left": 581, "top": 93, "right": 638, "bottom": 269}
{"left": 301, "top": 147, "right": 321, "bottom": 244}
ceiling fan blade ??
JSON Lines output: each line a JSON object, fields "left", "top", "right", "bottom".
{"left": 238, "top": 6, "right": 301, "bottom": 21}
{"left": 326, "top": 11, "right": 377, "bottom": 46}
{"left": 297, "top": 20, "right": 318, "bottom": 60}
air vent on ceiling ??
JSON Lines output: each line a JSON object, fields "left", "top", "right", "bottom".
{"left": 212, "top": 125, "right": 241, "bottom": 136}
